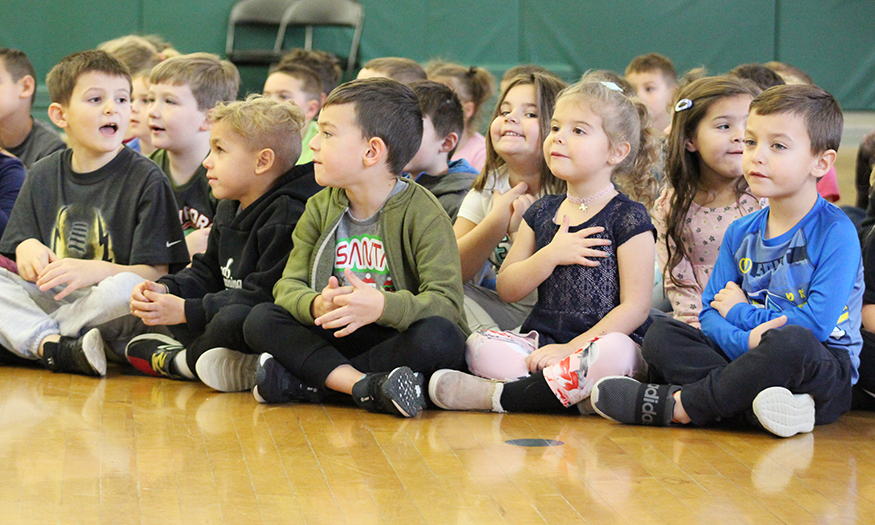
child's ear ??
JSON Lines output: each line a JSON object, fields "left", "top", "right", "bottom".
{"left": 255, "top": 148, "right": 275, "bottom": 175}
{"left": 684, "top": 138, "right": 697, "bottom": 153}
{"left": 811, "top": 149, "right": 837, "bottom": 179}
{"left": 608, "top": 142, "right": 632, "bottom": 166}
{"left": 199, "top": 112, "right": 213, "bottom": 132}
{"left": 439, "top": 132, "right": 459, "bottom": 154}
{"left": 363, "top": 137, "right": 387, "bottom": 168}
{"left": 18, "top": 75, "right": 35, "bottom": 100}
{"left": 461, "top": 101, "right": 475, "bottom": 121}
{"left": 47, "top": 103, "right": 68, "bottom": 129}
{"left": 304, "top": 100, "right": 320, "bottom": 122}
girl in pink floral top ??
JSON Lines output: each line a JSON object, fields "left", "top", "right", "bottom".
{"left": 657, "top": 76, "right": 764, "bottom": 327}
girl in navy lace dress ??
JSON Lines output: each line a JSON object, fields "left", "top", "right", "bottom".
{"left": 429, "top": 73, "right": 660, "bottom": 412}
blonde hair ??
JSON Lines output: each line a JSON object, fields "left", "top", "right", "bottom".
{"left": 557, "top": 71, "right": 661, "bottom": 210}
{"left": 473, "top": 71, "right": 567, "bottom": 194}
{"left": 97, "top": 35, "right": 161, "bottom": 77}
{"left": 150, "top": 53, "right": 239, "bottom": 111}
{"left": 210, "top": 94, "right": 305, "bottom": 173}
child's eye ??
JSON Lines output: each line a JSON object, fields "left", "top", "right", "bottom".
{"left": 772, "top": 142, "right": 787, "bottom": 150}
{"left": 322, "top": 131, "right": 332, "bottom": 138}
{"left": 645, "top": 87, "right": 655, "bottom": 93}
{"left": 146, "top": 96, "right": 156, "bottom": 104}
{"left": 499, "top": 110, "right": 510, "bottom": 117}
{"left": 717, "top": 124, "right": 730, "bottom": 130}
{"left": 744, "top": 139, "right": 756, "bottom": 147}
{"left": 89, "top": 96, "right": 102, "bottom": 103}
{"left": 117, "top": 97, "right": 130, "bottom": 104}
{"left": 550, "top": 125, "right": 560, "bottom": 133}
{"left": 525, "top": 112, "right": 538, "bottom": 119}
{"left": 573, "top": 127, "right": 585, "bottom": 135}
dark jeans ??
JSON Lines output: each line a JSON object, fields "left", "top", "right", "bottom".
{"left": 642, "top": 317, "right": 853, "bottom": 426}
{"left": 169, "top": 304, "right": 254, "bottom": 379}
{"left": 243, "top": 302, "right": 466, "bottom": 388}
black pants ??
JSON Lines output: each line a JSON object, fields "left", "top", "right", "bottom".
{"left": 642, "top": 317, "right": 853, "bottom": 426}
{"left": 852, "top": 329, "right": 875, "bottom": 409}
{"left": 243, "top": 302, "right": 466, "bottom": 388}
{"left": 169, "top": 303, "right": 254, "bottom": 379}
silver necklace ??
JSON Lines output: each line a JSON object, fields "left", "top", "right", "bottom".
{"left": 566, "top": 183, "right": 615, "bottom": 212}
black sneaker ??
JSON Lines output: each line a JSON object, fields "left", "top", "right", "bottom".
{"left": 42, "top": 328, "right": 106, "bottom": 377}
{"left": 352, "top": 366, "right": 424, "bottom": 418}
{"left": 125, "top": 333, "right": 186, "bottom": 379}
{"left": 252, "top": 353, "right": 325, "bottom": 404}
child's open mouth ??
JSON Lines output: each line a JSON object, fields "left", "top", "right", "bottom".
{"left": 100, "top": 123, "right": 118, "bottom": 136}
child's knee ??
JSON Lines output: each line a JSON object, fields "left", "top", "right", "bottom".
{"left": 586, "top": 332, "right": 647, "bottom": 381}
{"left": 465, "top": 329, "right": 537, "bottom": 380}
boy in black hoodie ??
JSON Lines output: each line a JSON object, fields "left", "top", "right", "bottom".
{"left": 125, "top": 95, "right": 321, "bottom": 388}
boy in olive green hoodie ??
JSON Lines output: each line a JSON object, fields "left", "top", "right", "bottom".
{"left": 243, "top": 78, "right": 467, "bottom": 417}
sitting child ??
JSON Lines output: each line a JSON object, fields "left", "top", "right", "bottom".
{"left": 0, "top": 48, "right": 65, "bottom": 168}
{"left": 98, "top": 35, "right": 165, "bottom": 156}
{"left": 426, "top": 61, "right": 495, "bottom": 172}
{"left": 0, "top": 50, "right": 188, "bottom": 375}
{"left": 404, "top": 80, "right": 478, "bottom": 221}
{"left": 0, "top": 149, "right": 25, "bottom": 239}
{"left": 125, "top": 95, "right": 321, "bottom": 388}
{"left": 624, "top": 52, "right": 678, "bottom": 133}
{"left": 148, "top": 53, "right": 240, "bottom": 257}
{"left": 263, "top": 62, "right": 323, "bottom": 165}
{"left": 243, "top": 78, "right": 468, "bottom": 418}
{"left": 593, "top": 85, "right": 862, "bottom": 438}
{"left": 429, "top": 74, "right": 658, "bottom": 413}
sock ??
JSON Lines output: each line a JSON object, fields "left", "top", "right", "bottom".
{"left": 172, "top": 350, "right": 195, "bottom": 380}
{"left": 500, "top": 372, "right": 567, "bottom": 412}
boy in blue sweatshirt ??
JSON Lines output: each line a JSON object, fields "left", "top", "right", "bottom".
{"left": 592, "top": 84, "right": 862, "bottom": 437}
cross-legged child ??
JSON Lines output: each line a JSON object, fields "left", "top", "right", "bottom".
{"left": 0, "top": 50, "right": 188, "bottom": 375}
{"left": 124, "top": 95, "right": 321, "bottom": 390}
{"left": 404, "top": 80, "right": 479, "bottom": 221}
{"left": 243, "top": 78, "right": 468, "bottom": 418}
{"left": 593, "top": 85, "right": 862, "bottom": 438}
{"left": 429, "top": 73, "right": 658, "bottom": 413}
{"left": 147, "top": 53, "right": 239, "bottom": 257}
{"left": 0, "top": 48, "right": 65, "bottom": 168}
{"left": 655, "top": 76, "right": 762, "bottom": 327}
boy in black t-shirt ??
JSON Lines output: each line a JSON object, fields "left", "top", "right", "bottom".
{"left": 147, "top": 53, "right": 239, "bottom": 258}
{"left": 0, "top": 50, "right": 188, "bottom": 376}
{"left": 125, "top": 95, "right": 321, "bottom": 388}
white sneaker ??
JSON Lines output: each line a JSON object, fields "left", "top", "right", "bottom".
{"left": 195, "top": 348, "right": 259, "bottom": 392}
{"left": 752, "top": 387, "right": 815, "bottom": 438}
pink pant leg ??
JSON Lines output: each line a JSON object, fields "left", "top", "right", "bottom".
{"left": 465, "top": 329, "right": 538, "bottom": 380}
{"left": 542, "top": 332, "right": 647, "bottom": 407}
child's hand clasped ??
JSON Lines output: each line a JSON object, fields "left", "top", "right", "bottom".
{"left": 130, "top": 280, "right": 185, "bottom": 326}
{"left": 314, "top": 268, "right": 384, "bottom": 338}
{"left": 15, "top": 239, "right": 58, "bottom": 283}
{"left": 710, "top": 281, "right": 748, "bottom": 318}
{"left": 548, "top": 216, "right": 610, "bottom": 267}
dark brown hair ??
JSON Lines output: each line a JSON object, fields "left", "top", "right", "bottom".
{"left": 267, "top": 62, "right": 323, "bottom": 102}
{"left": 361, "top": 57, "right": 426, "bottom": 85}
{"left": 277, "top": 49, "right": 342, "bottom": 95}
{"left": 625, "top": 53, "right": 677, "bottom": 86}
{"left": 0, "top": 47, "right": 37, "bottom": 105}
{"left": 150, "top": 53, "right": 239, "bottom": 111}
{"left": 749, "top": 83, "right": 843, "bottom": 154}
{"left": 324, "top": 77, "right": 423, "bottom": 175}
{"left": 663, "top": 76, "right": 760, "bottom": 288}
{"left": 410, "top": 80, "right": 464, "bottom": 155}
{"left": 426, "top": 61, "right": 495, "bottom": 129}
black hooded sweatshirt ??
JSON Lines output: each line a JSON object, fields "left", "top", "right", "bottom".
{"left": 158, "top": 162, "right": 321, "bottom": 333}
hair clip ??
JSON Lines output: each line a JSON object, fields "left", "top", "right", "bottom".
{"left": 601, "top": 81, "right": 623, "bottom": 93}
{"left": 675, "top": 98, "right": 693, "bottom": 112}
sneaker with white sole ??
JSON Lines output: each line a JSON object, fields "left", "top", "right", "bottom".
{"left": 195, "top": 348, "right": 259, "bottom": 392}
{"left": 352, "top": 367, "right": 424, "bottom": 417}
{"left": 752, "top": 386, "right": 815, "bottom": 438}
{"left": 125, "top": 333, "right": 187, "bottom": 379}
{"left": 42, "top": 328, "right": 106, "bottom": 377}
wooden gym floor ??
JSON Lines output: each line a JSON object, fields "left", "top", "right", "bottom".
{"left": 1, "top": 362, "right": 875, "bottom": 525}
{"left": 1, "top": 116, "right": 874, "bottom": 524}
